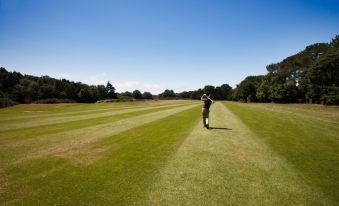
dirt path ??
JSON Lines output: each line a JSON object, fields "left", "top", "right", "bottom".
{"left": 142, "top": 102, "right": 333, "bottom": 205}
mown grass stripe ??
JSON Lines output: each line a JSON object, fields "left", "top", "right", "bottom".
{"left": 0, "top": 101, "right": 192, "bottom": 124}
{"left": 0, "top": 100, "right": 193, "bottom": 121}
{"left": 0, "top": 104, "right": 199, "bottom": 168}
{"left": 1, "top": 106, "right": 201, "bottom": 205}
{"left": 32, "top": 104, "right": 199, "bottom": 160}
{"left": 0, "top": 105, "right": 145, "bottom": 124}
{"left": 238, "top": 103, "right": 339, "bottom": 123}
{"left": 0, "top": 102, "right": 197, "bottom": 143}
{"left": 0, "top": 103, "right": 131, "bottom": 119}
{"left": 225, "top": 101, "right": 339, "bottom": 204}
{"left": 141, "top": 102, "right": 334, "bottom": 205}
{"left": 0, "top": 102, "right": 195, "bottom": 131}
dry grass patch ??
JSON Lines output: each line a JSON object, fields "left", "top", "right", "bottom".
{"left": 0, "top": 169, "right": 9, "bottom": 195}
{"left": 55, "top": 145, "right": 116, "bottom": 166}
{"left": 226, "top": 148, "right": 259, "bottom": 163}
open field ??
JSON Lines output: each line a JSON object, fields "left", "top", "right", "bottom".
{"left": 0, "top": 101, "right": 338, "bottom": 205}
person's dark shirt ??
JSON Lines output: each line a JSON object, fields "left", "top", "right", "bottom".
{"left": 203, "top": 99, "right": 212, "bottom": 109}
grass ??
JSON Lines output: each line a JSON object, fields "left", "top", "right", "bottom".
{"left": 0, "top": 101, "right": 338, "bottom": 205}
{"left": 144, "top": 102, "right": 338, "bottom": 205}
{"left": 224, "top": 102, "right": 339, "bottom": 204}
{"left": 0, "top": 101, "right": 200, "bottom": 205}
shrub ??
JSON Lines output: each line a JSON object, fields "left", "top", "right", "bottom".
{"left": 321, "top": 95, "right": 339, "bottom": 105}
{"left": 34, "top": 98, "right": 76, "bottom": 104}
{"left": 0, "top": 97, "right": 18, "bottom": 108}
{"left": 96, "top": 99, "right": 121, "bottom": 103}
{"left": 117, "top": 94, "right": 135, "bottom": 102}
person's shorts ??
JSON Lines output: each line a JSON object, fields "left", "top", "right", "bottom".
{"left": 202, "top": 108, "right": 209, "bottom": 118}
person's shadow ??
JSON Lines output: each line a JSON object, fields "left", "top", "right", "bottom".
{"left": 209, "top": 127, "right": 232, "bottom": 130}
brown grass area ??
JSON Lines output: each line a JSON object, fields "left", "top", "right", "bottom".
{"left": 0, "top": 168, "right": 9, "bottom": 195}
{"left": 226, "top": 148, "right": 259, "bottom": 163}
{"left": 54, "top": 145, "right": 116, "bottom": 166}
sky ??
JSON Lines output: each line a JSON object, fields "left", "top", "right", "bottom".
{"left": 1, "top": 0, "right": 339, "bottom": 94}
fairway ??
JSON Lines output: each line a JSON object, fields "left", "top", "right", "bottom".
{"left": 0, "top": 101, "right": 338, "bottom": 205}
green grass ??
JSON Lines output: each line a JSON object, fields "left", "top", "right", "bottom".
{"left": 0, "top": 101, "right": 200, "bottom": 205}
{"left": 3, "top": 106, "right": 200, "bottom": 205}
{"left": 225, "top": 102, "right": 339, "bottom": 204}
{"left": 0, "top": 101, "right": 338, "bottom": 205}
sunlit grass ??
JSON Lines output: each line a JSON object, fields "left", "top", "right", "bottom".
{"left": 225, "top": 102, "right": 339, "bottom": 204}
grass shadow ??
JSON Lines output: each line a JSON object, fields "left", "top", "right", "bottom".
{"left": 209, "top": 127, "right": 232, "bottom": 130}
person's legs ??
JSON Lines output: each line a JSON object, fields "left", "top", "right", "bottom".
{"left": 202, "top": 108, "right": 210, "bottom": 129}
{"left": 202, "top": 108, "right": 206, "bottom": 127}
{"left": 206, "top": 110, "right": 210, "bottom": 129}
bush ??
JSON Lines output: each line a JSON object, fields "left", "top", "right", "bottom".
{"left": 0, "top": 97, "right": 18, "bottom": 108}
{"left": 34, "top": 98, "right": 76, "bottom": 104}
{"left": 321, "top": 95, "right": 339, "bottom": 105}
{"left": 117, "top": 94, "right": 135, "bottom": 102}
{"left": 96, "top": 99, "right": 121, "bottom": 103}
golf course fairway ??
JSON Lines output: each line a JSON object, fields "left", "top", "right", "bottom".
{"left": 0, "top": 101, "right": 338, "bottom": 205}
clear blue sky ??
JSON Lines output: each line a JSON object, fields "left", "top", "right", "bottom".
{"left": 1, "top": 0, "right": 339, "bottom": 94}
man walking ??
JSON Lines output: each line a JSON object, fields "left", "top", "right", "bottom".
{"left": 201, "top": 94, "right": 214, "bottom": 129}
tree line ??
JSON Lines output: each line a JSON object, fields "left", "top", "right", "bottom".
{"left": 231, "top": 35, "right": 339, "bottom": 105}
{"left": 159, "top": 35, "right": 338, "bottom": 105}
{"left": 158, "top": 84, "right": 233, "bottom": 100}
{"left": 0, "top": 68, "right": 153, "bottom": 107}
{"left": 1, "top": 35, "right": 338, "bottom": 107}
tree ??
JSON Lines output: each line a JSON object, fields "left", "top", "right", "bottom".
{"left": 190, "top": 89, "right": 203, "bottom": 99}
{"left": 65, "top": 83, "right": 80, "bottom": 101}
{"left": 142, "top": 91, "right": 153, "bottom": 99}
{"left": 330, "top": 35, "right": 339, "bottom": 48}
{"left": 15, "top": 78, "right": 39, "bottom": 103}
{"left": 106, "top": 81, "right": 117, "bottom": 99}
{"left": 159, "top": 89, "right": 176, "bottom": 99}
{"left": 266, "top": 63, "right": 279, "bottom": 73}
{"left": 177, "top": 91, "right": 191, "bottom": 99}
{"left": 202, "top": 85, "right": 215, "bottom": 96}
{"left": 121, "top": 91, "right": 133, "bottom": 97}
{"left": 305, "top": 47, "right": 339, "bottom": 104}
{"left": 38, "top": 84, "right": 56, "bottom": 100}
{"left": 0, "top": 68, "right": 117, "bottom": 105}
{"left": 97, "top": 85, "right": 108, "bottom": 100}
{"left": 132, "top": 90, "right": 143, "bottom": 99}
{"left": 220, "top": 84, "right": 232, "bottom": 100}
{"left": 233, "top": 76, "right": 263, "bottom": 102}
{"left": 256, "top": 74, "right": 272, "bottom": 102}
{"left": 78, "top": 87, "right": 93, "bottom": 103}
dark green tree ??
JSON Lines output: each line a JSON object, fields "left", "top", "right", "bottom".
{"left": 121, "top": 91, "right": 133, "bottom": 97}
{"left": 142, "top": 92, "right": 153, "bottom": 99}
{"left": 202, "top": 85, "right": 215, "bottom": 96}
{"left": 159, "top": 89, "right": 176, "bottom": 99}
{"left": 233, "top": 76, "right": 263, "bottom": 102}
{"left": 132, "top": 90, "right": 143, "bottom": 99}
{"left": 106, "top": 81, "right": 117, "bottom": 99}
{"left": 78, "top": 87, "right": 93, "bottom": 103}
